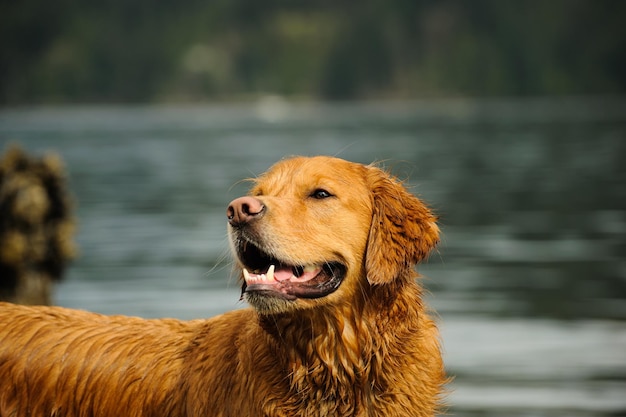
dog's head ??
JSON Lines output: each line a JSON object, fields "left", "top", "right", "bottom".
{"left": 227, "top": 156, "right": 439, "bottom": 315}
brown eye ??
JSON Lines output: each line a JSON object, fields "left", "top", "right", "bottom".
{"left": 310, "top": 189, "right": 333, "bottom": 199}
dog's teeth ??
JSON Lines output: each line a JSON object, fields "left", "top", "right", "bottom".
{"left": 243, "top": 266, "right": 277, "bottom": 283}
{"left": 304, "top": 265, "right": 318, "bottom": 273}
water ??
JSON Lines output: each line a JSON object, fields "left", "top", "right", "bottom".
{"left": 1, "top": 97, "right": 625, "bottom": 416}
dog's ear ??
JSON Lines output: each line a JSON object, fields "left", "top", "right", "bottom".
{"left": 365, "top": 165, "right": 439, "bottom": 285}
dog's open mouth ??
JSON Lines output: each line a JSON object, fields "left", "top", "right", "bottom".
{"left": 236, "top": 239, "right": 345, "bottom": 300}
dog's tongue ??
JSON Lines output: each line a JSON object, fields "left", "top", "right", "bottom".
{"left": 275, "top": 265, "right": 322, "bottom": 282}
{"left": 273, "top": 266, "right": 293, "bottom": 281}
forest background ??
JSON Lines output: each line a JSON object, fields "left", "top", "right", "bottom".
{"left": 1, "top": 0, "right": 625, "bottom": 105}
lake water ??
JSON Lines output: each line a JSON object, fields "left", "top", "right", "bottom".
{"left": 1, "top": 97, "right": 625, "bottom": 416}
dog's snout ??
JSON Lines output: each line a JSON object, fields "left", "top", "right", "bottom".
{"left": 227, "top": 196, "right": 265, "bottom": 227}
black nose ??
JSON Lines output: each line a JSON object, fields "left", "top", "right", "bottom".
{"left": 227, "top": 196, "right": 265, "bottom": 227}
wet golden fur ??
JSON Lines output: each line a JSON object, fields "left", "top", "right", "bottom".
{"left": 0, "top": 156, "right": 445, "bottom": 416}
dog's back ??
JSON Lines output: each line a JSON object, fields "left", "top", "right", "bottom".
{"left": 0, "top": 303, "right": 197, "bottom": 416}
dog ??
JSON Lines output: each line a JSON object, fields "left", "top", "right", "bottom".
{"left": 0, "top": 156, "right": 446, "bottom": 416}
{"left": 0, "top": 145, "right": 76, "bottom": 305}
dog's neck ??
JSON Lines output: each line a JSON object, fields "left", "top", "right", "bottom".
{"left": 258, "top": 279, "right": 423, "bottom": 413}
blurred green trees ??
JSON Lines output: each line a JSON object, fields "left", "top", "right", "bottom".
{"left": 1, "top": 0, "right": 624, "bottom": 104}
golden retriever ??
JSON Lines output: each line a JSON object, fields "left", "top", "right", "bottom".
{"left": 0, "top": 155, "right": 446, "bottom": 416}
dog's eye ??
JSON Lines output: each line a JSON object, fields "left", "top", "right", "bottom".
{"left": 310, "top": 189, "right": 333, "bottom": 199}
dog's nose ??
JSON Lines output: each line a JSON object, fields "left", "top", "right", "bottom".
{"left": 227, "top": 196, "right": 265, "bottom": 227}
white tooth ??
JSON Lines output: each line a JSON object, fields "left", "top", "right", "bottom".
{"left": 243, "top": 269, "right": 251, "bottom": 281}
{"left": 267, "top": 265, "right": 275, "bottom": 281}
{"left": 304, "top": 264, "right": 318, "bottom": 273}
{"left": 260, "top": 274, "right": 266, "bottom": 281}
